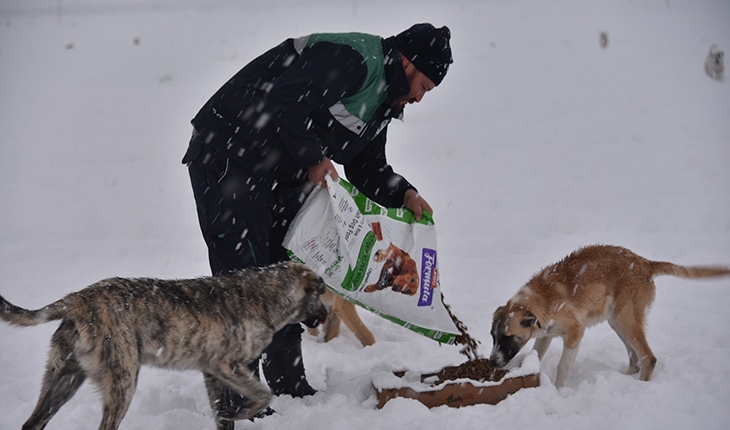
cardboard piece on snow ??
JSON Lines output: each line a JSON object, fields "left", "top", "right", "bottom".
{"left": 373, "top": 351, "right": 540, "bottom": 409}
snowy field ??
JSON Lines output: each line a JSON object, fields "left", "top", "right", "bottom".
{"left": 1, "top": 0, "right": 729, "bottom": 429}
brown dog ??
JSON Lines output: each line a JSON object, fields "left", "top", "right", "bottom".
{"left": 489, "top": 245, "right": 730, "bottom": 387}
{"left": 307, "top": 289, "right": 376, "bottom": 347}
{"left": 364, "top": 242, "right": 420, "bottom": 295}
{"left": 0, "top": 262, "right": 328, "bottom": 430}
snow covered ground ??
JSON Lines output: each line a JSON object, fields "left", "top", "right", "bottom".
{"left": 1, "top": 0, "right": 729, "bottom": 429}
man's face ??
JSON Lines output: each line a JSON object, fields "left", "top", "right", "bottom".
{"left": 391, "top": 59, "right": 436, "bottom": 109}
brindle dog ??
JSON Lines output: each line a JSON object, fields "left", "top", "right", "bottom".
{"left": 0, "top": 261, "right": 328, "bottom": 430}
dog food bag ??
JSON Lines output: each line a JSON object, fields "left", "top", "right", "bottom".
{"left": 283, "top": 177, "right": 460, "bottom": 344}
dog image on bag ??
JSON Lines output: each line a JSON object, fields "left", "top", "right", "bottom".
{"left": 489, "top": 244, "right": 730, "bottom": 387}
{"left": 307, "top": 289, "right": 376, "bottom": 347}
{"left": 704, "top": 44, "right": 725, "bottom": 81}
{"left": 364, "top": 242, "right": 420, "bottom": 295}
{"left": 0, "top": 261, "right": 328, "bottom": 430}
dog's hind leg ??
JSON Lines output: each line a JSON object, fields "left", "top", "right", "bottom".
{"left": 609, "top": 307, "right": 656, "bottom": 381}
{"left": 94, "top": 365, "right": 140, "bottom": 430}
{"left": 624, "top": 333, "right": 655, "bottom": 381}
{"left": 22, "top": 322, "right": 86, "bottom": 430}
{"left": 86, "top": 336, "right": 140, "bottom": 430}
{"left": 608, "top": 319, "right": 640, "bottom": 374}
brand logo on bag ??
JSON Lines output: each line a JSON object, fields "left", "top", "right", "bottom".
{"left": 446, "top": 393, "right": 475, "bottom": 404}
{"left": 418, "top": 248, "right": 437, "bottom": 306}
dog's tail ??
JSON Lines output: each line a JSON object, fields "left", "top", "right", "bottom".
{"left": 651, "top": 261, "right": 730, "bottom": 279}
{"left": 0, "top": 294, "right": 66, "bottom": 327}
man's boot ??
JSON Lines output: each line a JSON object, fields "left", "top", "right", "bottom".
{"left": 262, "top": 323, "right": 317, "bottom": 397}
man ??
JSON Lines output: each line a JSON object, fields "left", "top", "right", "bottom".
{"left": 182, "top": 23, "right": 452, "bottom": 426}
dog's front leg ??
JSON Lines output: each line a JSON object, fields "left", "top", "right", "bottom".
{"left": 333, "top": 297, "right": 375, "bottom": 347}
{"left": 532, "top": 336, "right": 553, "bottom": 360}
{"left": 208, "top": 365, "right": 272, "bottom": 422}
{"left": 322, "top": 310, "right": 342, "bottom": 343}
{"left": 204, "top": 373, "right": 238, "bottom": 430}
{"left": 555, "top": 332, "right": 583, "bottom": 388}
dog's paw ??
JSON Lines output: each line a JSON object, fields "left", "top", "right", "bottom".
{"left": 218, "top": 407, "right": 250, "bottom": 421}
{"left": 248, "top": 406, "right": 276, "bottom": 422}
{"left": 625, "top": 364, "right": 640, "bottom": 375}
{"left": 218, "top": 405, "right": 274, "bottom": 424}
{"left": 218, "top": 397, "right": 270, "bottom": 421}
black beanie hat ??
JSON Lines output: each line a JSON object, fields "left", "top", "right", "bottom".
{"left": 394, "top": 23, "right": 453, "bottom": 86}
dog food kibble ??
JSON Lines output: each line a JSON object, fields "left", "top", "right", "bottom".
{"left": 421, "top": 358, "right": 508, "bottom": 385}
{"left": 432, "top": 294, "right": 510, "bottom": 384}
{"left": 442, "top": 294, "right": 481, "bottom": 359}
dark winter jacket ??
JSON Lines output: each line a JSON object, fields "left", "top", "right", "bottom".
{"left": 184, "top": 32, "right": 417, "bottom": 208}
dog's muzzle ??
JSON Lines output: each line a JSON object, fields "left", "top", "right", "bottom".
{"left": 302, "top": 316, "right": 325, "bottom": 328}
{"left": 302, "top": 302, "right": 328, "bottom": 328}
{"left": 489, "top": 335, "right": 522, "bottom": 368}
{"left": 489, "top": 349, "right": 508, "bottom": 368}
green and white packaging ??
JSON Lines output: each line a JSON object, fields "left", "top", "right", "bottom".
{"left": 283, "top": 177, "right": 459, "bottom": 344}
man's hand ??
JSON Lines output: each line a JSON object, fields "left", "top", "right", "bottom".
{"left": 307, "top": 157, "right": 338, "bottom": 187}
{"left": 404, "top": 189, "right": 433, "bottom": 221}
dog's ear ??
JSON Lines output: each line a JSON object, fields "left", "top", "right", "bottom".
{"left": 521, "top": 311, "right": 542, "bottom": 329}
{"left": 304, "top": 279, "right": 327, "bottom": 295}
